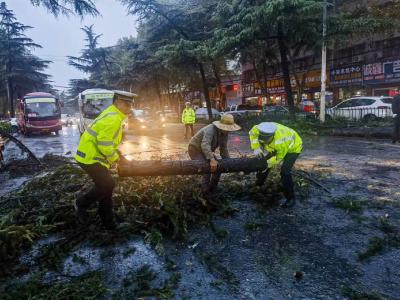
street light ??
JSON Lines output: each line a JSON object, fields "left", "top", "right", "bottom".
{"left": 320, "top": 0, "right": 334, "bottom": 123}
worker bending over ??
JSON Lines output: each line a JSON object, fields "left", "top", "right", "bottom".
{"left": 249, "top": 122, "right": 302, "bottom": 208}
{"left": 74, "top": 91, "right": 134, "bottom": 229}
{"left": 188, "top": 113, "right": 240, "bottom": 195}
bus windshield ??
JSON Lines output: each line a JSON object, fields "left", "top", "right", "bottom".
{"left": 82, "top": 94, "right": 113, "bottom": 118}
{"left": 25, "top": 98, "right": 60, "bottom": 118}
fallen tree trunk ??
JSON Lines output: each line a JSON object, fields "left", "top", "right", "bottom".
{"left": 0, "top": 130, "right": 41, "bottom": 165}
{"left": 118, "top": 157, "right": 269, "bottom": 177}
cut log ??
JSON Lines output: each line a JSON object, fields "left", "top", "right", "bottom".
{"left": 118, "top": 157, "right": 269, "bottom": 177}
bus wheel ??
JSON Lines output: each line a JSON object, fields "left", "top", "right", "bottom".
{"left": 55, "top": 130, "right": 60, "bottom": 135}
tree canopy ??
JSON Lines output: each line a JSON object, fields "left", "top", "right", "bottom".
{"left": 0, "top": 1, "right": 52, "bottom": 116}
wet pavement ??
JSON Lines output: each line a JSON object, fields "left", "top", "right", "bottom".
{"left": 1, "top": 124, "right": 400, "bottom": 299}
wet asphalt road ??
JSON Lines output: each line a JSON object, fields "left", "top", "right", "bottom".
{"left": 3, "top": 123, "right": 250, "bottom": 162}
{"left": 2, "top": 123, "right": 400, "bottom": 299}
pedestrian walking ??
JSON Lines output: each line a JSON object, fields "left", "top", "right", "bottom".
{"left": 74, "top": 91, "right": 134, "bottom": 230}
{"left": 249, "top": 122, "right": 303, "bottom": 208}
{"left": 188, "top": 113, "right": 240, "bottom": 195}
{"left": 182, "top": 102, "right": 196, "bottom": 139}
{"left": 392, "top": 95, "right": 400, "bottom": 144}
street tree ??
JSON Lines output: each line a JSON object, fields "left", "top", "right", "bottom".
{"left": 68, "top": 25, "right": 112, "bottom": 86}
{"left": 121, "top": 0, "right": 225, "bottom": 119}
{"left": 0, "top": 2, "right": 51, "bottom": 116}
{"left": 28, "top": 0, "right": 99, "bottom": 16}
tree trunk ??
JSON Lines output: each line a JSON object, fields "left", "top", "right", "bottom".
{"left": 6, "top": 78, "right": 14, "bottom": 117}
{"left": 211, "top": 62, "right": 226, "bottom": 110}
{"left": 118, "top": 157, "right": 269, "bottom": 177}
{"left": 277, "top": 26, "right": 294, "bottom": 114}
{"left": 252, "top": 59, "right": 269, "bottom": 101}
{"left": 198, "top": 62, "right": 213, "bottom": 120}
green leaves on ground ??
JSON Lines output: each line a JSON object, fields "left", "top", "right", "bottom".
{"left": 2, "top": 271, "right": 106, "bottom": 300}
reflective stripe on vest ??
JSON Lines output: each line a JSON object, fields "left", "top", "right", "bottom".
{"left": 113, "top": 127, "right": 121, "bottom": 139}
{"left": 86, "top": 112, "right": 119, "bottom": 138}
{"left": 104, "top": 151, "right": 116, "bottom": 158}
{"left": 94, "top": 157, "right": 107, "bottom": 164}
{"left": 87, "top": 127, "right": 97, "bottom": 137}
{"left": 98, "top": 141, "right": 114, "bottom": 146}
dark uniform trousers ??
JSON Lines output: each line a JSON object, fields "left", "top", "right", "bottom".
{"left": 256, "top": 153, "right": 299, "bottom": 200}
{"left": 188, "top": 145, "right": 221, "bottom": 192}
{"left": 185, "top": 124, "right": 194, "bottom": 139}
{"left": 77, "top": 163, "right": 115, "bottom": 226}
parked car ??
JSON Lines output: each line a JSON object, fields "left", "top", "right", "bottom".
{"left": 263, "top": 105, "right": 316, "bottom": 119}
{"left": 222, "top": 104, "right": 262, "bottom": 117}
{"left": 195, "top": 107, "right": 220, "bottom": 120}
{"left": 9, "top": 117, "right": 18, "bottom": 132}
{"left": 61, "top": 114, "right": 74, "bottom": 126}
{"left": 326, "top": 97, "right": 393, "bottom": 121}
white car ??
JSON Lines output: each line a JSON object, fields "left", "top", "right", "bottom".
{"left": 195, "top": 107, "right": 220, "bottom": 120}
{"left": 222, "top": 104, "right": 262, "bottom": 118}
{"left": 326, "top": 97, "right": 393, "bottom": 121}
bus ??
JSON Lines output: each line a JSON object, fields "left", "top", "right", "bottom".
{"left": 77, "top": 89, "right": 136, "bottom": 134}
{"left": 17, "top": 92, "right": 62, "bottom": 135}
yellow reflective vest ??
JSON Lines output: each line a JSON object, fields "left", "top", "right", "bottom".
{"left": 182, "top": 108, "right": 196, "bottom": 124}
{"left": 249, "top": 122, "right": 302, "bottom": 167}
{"left": 75, "top": 105, "right": 126, "bottom": 168}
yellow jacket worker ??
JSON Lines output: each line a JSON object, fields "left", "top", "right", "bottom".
{"left": 74, "top": 91, "right": 134, "bottom": 229}
{"left": 182, "top": 102, "right": 196, "bottom": 139}
{"left": 249, "top": 122, "right": 302, "bottom": 208}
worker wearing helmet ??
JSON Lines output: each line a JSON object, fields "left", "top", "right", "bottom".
{"left": 182, "top": 102, "right": 196, "bottom": 139}
{"left": 249, "top": 122, "right": 302, "bottom": 208}
{"left": 74, "top": 91, "right": 134, "bottom": 229}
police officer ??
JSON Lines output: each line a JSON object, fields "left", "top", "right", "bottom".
{"left": 182, "top": 102, "right": 196, "bottom": 139}
{"left": 74, "top": 91, "right": 134, "bottom": 229}
{"left": 249, "top": 122, "right": 302, "bottom": 208}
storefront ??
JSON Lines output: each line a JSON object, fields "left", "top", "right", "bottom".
{"left": 363, "top": 59, "right": 400, "bottom": 96}
{"left": 330, "top": 64, "right": 364, "bottom": 104}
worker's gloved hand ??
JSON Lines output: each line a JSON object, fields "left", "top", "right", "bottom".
{"left": 210, "top": 158, "right": 218, "bottom": 173}
{"left": 253, "top": 148, "right": 265, "bottom": 158}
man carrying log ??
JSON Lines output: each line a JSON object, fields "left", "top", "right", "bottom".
{"left": 188, "top": 113, "right": 241, "bottom": 195}
{"left": 74, "top": 91, "right": 134, "bottom": 230}
{"left": 249, "top": 122, "right": 302, "bottom": 208}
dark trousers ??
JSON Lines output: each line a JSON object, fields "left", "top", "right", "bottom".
{"left": 394, "top": 114, "right": 400, "bottom": 142}
{"left": 188, "top": 145, "right": 221, "bottom": 192}
{"left": 77, "top": 163, "right": 115, "bottom": 226}
{"left": 256, "top": 153, "right": 299, "bottom": 200}
{"left": 185, "top": 124, "right": 194, "bottom": 139}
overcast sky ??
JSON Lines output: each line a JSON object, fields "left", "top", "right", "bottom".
{"left": 6, "top": 0, "right": 138, "bottom": 91}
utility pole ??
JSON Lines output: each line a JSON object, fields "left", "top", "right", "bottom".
{"left": 320, "top": 0, "right": 328, "bottom": 123}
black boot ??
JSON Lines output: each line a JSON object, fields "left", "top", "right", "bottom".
{"left": 281, "top": 197, "right": 296, "bottom": 208}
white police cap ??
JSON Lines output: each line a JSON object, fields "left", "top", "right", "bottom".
{"left": 257, "top": 122, "right": 277, "bottom": 136}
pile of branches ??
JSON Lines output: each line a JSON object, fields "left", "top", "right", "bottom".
{"left": 0, "top": 162, "right": 308, "bottom": 282}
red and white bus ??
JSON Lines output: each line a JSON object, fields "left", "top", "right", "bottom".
{"left": 17, "top": 92, "right": 62, "bottom": 135}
